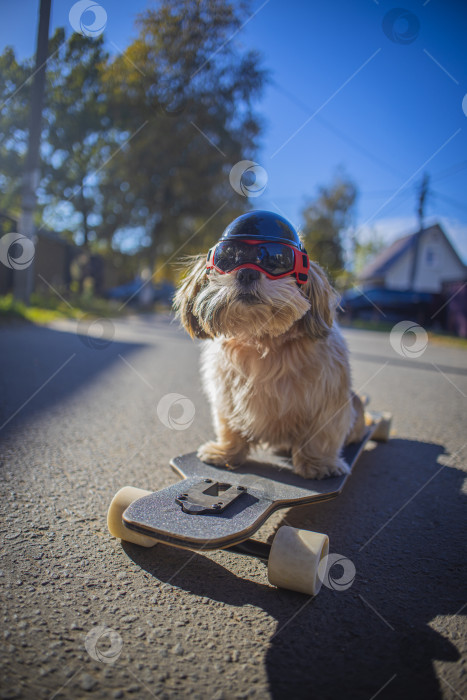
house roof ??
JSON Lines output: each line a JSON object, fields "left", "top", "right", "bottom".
{"left": 358, "top": 223, "right": 464, "bottom": 280}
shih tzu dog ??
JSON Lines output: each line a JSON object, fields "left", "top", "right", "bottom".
{"left": 174, "top": 210, "right": 366, "bottom": 479}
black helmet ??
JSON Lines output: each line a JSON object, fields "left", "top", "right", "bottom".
{"left": 219, "top": 211, "right": 305, "bottom": 251}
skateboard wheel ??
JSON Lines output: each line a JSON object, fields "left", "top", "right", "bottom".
{"left": 371, "top": 412, "right": 392, "bottom": 442}
{"left": 268, "top": 526, "right": 329, "bottom": 596}
{"left": 107, "top": 487, "right": 156, "bottom": 547}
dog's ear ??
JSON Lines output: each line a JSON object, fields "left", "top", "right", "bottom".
{"left": 173, "top": 255, "right": 211, "bottom": 339}
{"left": 298, "top": 261, "right": 338, "bottom": 340}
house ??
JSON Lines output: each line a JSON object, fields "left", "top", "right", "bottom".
{"left": 358, "top": 223, "right": 466, "bottom": 293}
{"left": 342, "top": 224, "right": 467, "bottom": 335}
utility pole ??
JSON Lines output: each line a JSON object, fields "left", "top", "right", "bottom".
{"left": 13, "top": 0, "right": 52, "bottom": 304}
{"left": 417, "top": 173, "right": 429, "bottom": 232}
{"left": 409, "top": 173, "right": 429, "bottom": 291}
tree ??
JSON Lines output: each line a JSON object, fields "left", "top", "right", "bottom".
{"left": 42, "top": 33, "right": 121, "bottom": 248}
{"left": 353, "top": 231, "right": 386, "bottom": 277}
{"left": 0, "top": 0, "right": 266, "bottom": 287}
{"left": 301, "top": 173, "right": 357, "bottom": 283}
{"left": 102, "top": 0, "right": 266, "bottom": 265}
{"left": 0, "top": 47, "right": 36, "bottom": 232}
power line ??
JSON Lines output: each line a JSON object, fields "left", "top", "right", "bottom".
{"left": 271, "top": 79, "right": 404, "bottom": 179}
{"left": 272, "top": 80, "right": 467, "bottom": 204}
{"left": 269, "top": 80, "right": 467, "bottom": 232}
{"left": 430, "top": 160, "right": 467, "bottom": 183}
{"left": 432, "top": 190, "right": 467, "bottom": 214}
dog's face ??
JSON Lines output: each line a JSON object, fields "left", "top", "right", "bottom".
{"left": 174, "top": 255, "right": 337, "bottom": 341}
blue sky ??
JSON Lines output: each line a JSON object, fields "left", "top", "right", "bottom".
{"left": 2, "top": 0, "right": 467, "bottom": 261}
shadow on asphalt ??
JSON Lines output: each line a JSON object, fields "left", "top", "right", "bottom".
{"left": 123, "top": 438, "right": 465, "bottom": 700}
{"left": 0, "top": 324, "right": 147, "bottom": 435}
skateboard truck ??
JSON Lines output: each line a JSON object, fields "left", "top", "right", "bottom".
{"left": 176, "top": 478, "right": 247, "bottom": 515}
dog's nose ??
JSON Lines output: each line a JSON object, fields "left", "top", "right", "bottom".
{"left": 236, "top": 268, "right": 260, "bottom": 284}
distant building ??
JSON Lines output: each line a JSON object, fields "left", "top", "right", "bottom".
{"left": 342, "top": 224, "right": 467, "bottom": 336}
{"left": 358, "top": 223, "right": 466, "bottom": 293}
{"left": 0, "top": 228, "right": 133, "bottom": 297}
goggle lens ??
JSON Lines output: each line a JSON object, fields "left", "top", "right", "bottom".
{"left": 213, "top": 241, "right": 295, "bottom": 276}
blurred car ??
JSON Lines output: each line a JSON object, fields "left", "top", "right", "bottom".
{"left": 340, "top": 287, "right": 437, "bottom": 324}
{"left": 105, "top": 277, "right": 175, "bottom": 306}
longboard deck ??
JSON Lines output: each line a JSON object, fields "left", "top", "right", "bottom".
{"left": 121, "top": 412, "right": 389, "bottom": 550}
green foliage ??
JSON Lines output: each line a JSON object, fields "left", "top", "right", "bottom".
{"left": 0, "top": 47, "right": 33, "bottom": 224}
{"left": 0, "top": 29, "right": 65, "bottom": 231}
{"left": 301, "top": 172, "right": 357, "bottom": 282}
{"left": 42, "top": 33, "right": 118, "bottom": 247}
{"left": 0, "top": 0, "right": 266, "bottom": 274}
{"left": 0, "top": 292, "right": 125, "bottom": 324}
{"left": 353, "top": 231, "right": 386, "bottom": 276}
{"left": 102, "top": 0, "right": 266, "bottom": 261}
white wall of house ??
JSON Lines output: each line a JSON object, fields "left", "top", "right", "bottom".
{"left": 384, "top": 228, "right": 465, "bottom": 292}
{"left": 385, "top": 248, "right": 413, "bottom": 290}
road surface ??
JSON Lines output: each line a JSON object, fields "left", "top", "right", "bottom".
{"left": 0, "top": 314, "right": 466, "bottom": 700}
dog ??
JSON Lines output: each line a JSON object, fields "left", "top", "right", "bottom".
{"left": 174, "top": 248, "right": 366, "bottom": 479}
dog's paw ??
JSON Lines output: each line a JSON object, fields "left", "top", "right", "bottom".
{"left": 326, "top": 457, "right": 351, "bottom": 477}
{"left": 197, "top": 441, "right": 247, "bottom": 468}
{"left": 292, "top": 456, "right": 350, "bottom": 480}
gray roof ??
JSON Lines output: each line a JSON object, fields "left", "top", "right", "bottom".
{"left": 358, "top": 223, "right": 457, "bottom": 280}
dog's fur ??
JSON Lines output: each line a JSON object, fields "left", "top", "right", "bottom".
{"left": 174, "top": 255, "right": 366, "bottom": 478}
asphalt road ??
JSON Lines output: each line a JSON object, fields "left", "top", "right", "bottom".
{"left": 0, "top": 314, "right": 466, "bottom": 700}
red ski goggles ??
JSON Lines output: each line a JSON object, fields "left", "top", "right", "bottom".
{"left": 206, "top": 240, "right": 309, "bottom": 284}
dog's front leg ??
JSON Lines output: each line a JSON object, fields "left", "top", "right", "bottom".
{"left": 291, "top": 436, "right": 349, "bottom": 480}
{"left": 197, "top": 414, "right": 249, "bottom": 467}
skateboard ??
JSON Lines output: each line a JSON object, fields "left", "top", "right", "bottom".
{"left": 108, "top": 410, "right": 392, "bottom": 595}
